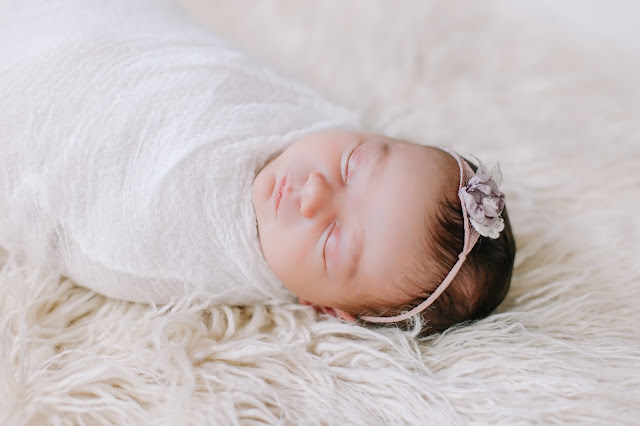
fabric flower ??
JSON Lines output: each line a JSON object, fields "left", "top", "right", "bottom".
{"left": 459, "top": 163, "right": 505, "bottom": 239}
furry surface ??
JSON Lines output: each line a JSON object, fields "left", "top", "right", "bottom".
{"left": 1, "top": 1, "right": 639, "bottom": 424}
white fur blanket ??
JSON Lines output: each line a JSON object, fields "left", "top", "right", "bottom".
{"left": 1, "top": 1, "right": 639, "bottom": 424}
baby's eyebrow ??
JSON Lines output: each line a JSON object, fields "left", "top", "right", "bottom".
{"left": 370, "top": 141, "right": 391, "bottom": 183}
{"left": 347, "top": 142, "right": 391, "bottom": 281}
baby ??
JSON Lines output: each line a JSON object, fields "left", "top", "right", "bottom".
{"left": 0, "top": 0, "right": 515, "bottom": 336}
{"left": 253, "top": 129, "right": 515, "bottom": 333}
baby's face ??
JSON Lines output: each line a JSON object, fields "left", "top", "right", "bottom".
{"left": 252, "top": 129, "right": 447, "bottom": 316}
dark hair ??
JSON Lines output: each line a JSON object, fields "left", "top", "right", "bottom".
{"left": 358, "top": 154, "right": 516, "bottom": 336}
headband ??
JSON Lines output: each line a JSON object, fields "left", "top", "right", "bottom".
{"left": 360, "top": 149, "right": 505, "bottom": 324}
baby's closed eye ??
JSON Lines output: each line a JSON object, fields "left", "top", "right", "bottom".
{"left": 341, "top": 141, "right": 363, "bottom": 182}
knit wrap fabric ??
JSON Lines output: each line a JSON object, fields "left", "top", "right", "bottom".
{"left": 0, "top": 0, "right": 359, "bottom": 304}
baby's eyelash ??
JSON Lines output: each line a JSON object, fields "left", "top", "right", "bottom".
{"left": 342, "top": 143, "right": 360, "bottom": 182}
{"left": 322, "top": 222, "right": 337, "bottom": 268}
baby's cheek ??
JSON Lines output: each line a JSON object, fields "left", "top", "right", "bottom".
{"left": 268, "top": 229, "right": 307, "bottom": 283}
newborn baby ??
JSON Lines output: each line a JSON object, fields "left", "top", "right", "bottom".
{"left": 253, "top": 129, "right": 515, "bottom": 332}
{"left": 0, "top": 0, "right": 515, "bottom": 335}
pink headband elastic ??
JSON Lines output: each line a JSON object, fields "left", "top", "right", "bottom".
{"left": 360, "top": 149, "right": 486, "bottom": 324}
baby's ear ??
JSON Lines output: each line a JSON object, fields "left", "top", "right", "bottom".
{"left": 298, "top": 298, "right": 356, "bottom": 322}
{"left": 332, "top": 308, "right": 356, "bottom": 322}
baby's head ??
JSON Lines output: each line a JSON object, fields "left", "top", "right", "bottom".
{"left": 252, "top": 129, "right": 515, "bottom": 335}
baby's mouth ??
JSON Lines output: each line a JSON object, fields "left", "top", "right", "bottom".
{"left": 274, "top": 175, "right": 287, "bottom": 216}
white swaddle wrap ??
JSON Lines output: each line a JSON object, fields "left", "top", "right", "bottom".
{"left": 0, "top": 0, "right": 359, "bottom": 304}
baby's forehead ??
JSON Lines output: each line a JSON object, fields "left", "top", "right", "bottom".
{"left": 350, "top": 142, "right": 456, "bottom": 299}
{"left": 392, "top": 141, "right": 459, "bottom": 195}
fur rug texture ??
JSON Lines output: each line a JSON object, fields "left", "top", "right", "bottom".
{"left": 2, "top": 1, "right": 639, "bottom": 424}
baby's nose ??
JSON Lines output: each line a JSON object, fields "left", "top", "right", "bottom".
{"left": 299, "top": 172, "right": 332, "bottom": 219}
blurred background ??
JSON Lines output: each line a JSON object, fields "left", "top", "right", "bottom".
{"left": 176, "top": 0, "right": 640, "bottom": 115}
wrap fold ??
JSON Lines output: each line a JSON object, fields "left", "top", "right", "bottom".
{"left": 0, "top": 0, "right": 359, "bottom": 304}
